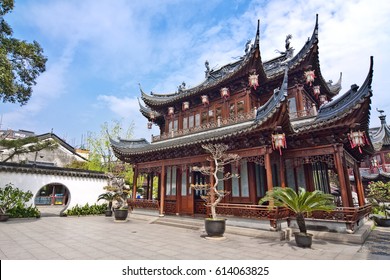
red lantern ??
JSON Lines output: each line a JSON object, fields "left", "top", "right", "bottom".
{"left": 319, "top": 95, "right": 327, "bottom": 105}
{"left": 168, "top": 107, "right": 174, "bottom": 116}
{"left": 313, "top": 85, "right": 320, "bottom": 98}
{"left": 201, "top": 95, "right": 209, "bottom": 106}
{"left": 248, "top": 73, "right": 259, "bottom": 90}
{"left": 220, "top": 87, "right": 230, "bottom": 100}
{"left": 271, "top": 132, "right": 287, "bottom": 155}
{"left": 182, "top": 101, "right": 189, "bottom": 111}
{"left": 304, "top": 70, "right": 316, "bottom": 86}
{"left": 348, "top": 130, "right": 369, "bottom": 153}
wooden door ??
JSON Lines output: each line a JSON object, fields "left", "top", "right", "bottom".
{"left": 179, "top": 169, "right": 194, "bottom": 215}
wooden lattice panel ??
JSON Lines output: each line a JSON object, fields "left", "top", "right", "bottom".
{"left": 164, "top": 200, "right": 177, "bottom": 214}
{"left": 128, "top": 199, "right": 159, "bottom": 209}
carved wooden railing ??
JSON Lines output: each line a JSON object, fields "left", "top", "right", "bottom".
{"left": 152, "top": 112, "right": 255, "bottom": 142}
{"left": 292, "top": 204, "right": 372, "bottom": 231}
{"left": 164, "top": 200, "right": 177, "bottom": 214}
{"left": 195, "top": 200, "right": 207, "bottom": 215}
{"left": 213, "top": 203, "right": 290, "bottom": 230}
{"left": 214, "top": 203, "right": 371, "bottom": 231}
{"left": 289, "top": 108, "right": 317, "bottom": 120}
{"left": 128, "top": 199, "right": 159, "bottom": 210}
{"left": 127, "top": 199, "right": 371, "bottom": 232}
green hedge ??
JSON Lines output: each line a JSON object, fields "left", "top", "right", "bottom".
{"left": 64, "top": 203, "right": 107, "bottom": 216}
{"left": 8, "top": 204, "right": 41, "bottom": 218}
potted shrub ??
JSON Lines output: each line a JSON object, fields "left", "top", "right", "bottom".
{"left": 104, "top": 174, "right": 131, "bottom": 221}
{"left": 259, "top": 187, "right": 335, "bottom": 248}
{"left": 367, "top": 181, "right": 390, "bottom": 227}
{"left": 97, "top": 192, "right": 115, "bottom": 217}
{"left": 191, "top": 144, "right": 240, "bottom": 237}
{"left": 0, "top": 183, "right": 35, "bottom": 222}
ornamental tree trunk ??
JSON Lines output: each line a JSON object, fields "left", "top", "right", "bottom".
{"left": 210, "top": 157, "right": 222, "bottom": 220}
{"left": 296, "top": 213, "right": 307, "bottom": 233}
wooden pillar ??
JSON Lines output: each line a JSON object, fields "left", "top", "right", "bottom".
{"left": 304, "top": 163, "right": 314, "bottom": 192}
{"left": 334, "top": 146, "right": 353, "bottom": 207}
{"left": 146, "top": 174, "right": 150, "bottom": 200}
{"left": 159, "top": 163, "right": 166, "bottom": 216}
{"left": 279, "top": 156, "right": 286, "bottom": 188}
{"left": 149, "top": 173, "right": 154, "bottom": 200}
{"left": 248, "top": 162, "right": 257, "bottom": 204}
{"left": 353, "top": 162, "right": 365, "bottom": 206}
{"left": 265, "top": 149, "right": 273, "bottom": 192}
{"left": 157, "top": 173, "right": 161, "bottom": 200}
{"left": 296, "top": 85, "right": 304, "bottom": 113}
{"left": 380, "top": 152, "right": 386, "bottom": 171}
{"left": 132, "top": 165, "right": 138, "bottom": 201}
{"left": 342, "top": 156, "right": 354, "bottom": 207}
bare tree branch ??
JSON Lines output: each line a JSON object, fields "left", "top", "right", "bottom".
{"left": 191, "top": 143, "right": 240, "bottom": 219}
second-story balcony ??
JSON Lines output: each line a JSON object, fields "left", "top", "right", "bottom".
{"left": 152, "top": 111, "right": 256, "bottom": 142}
{"left": 289, "top": 107, "right": 318, "bottom": 120}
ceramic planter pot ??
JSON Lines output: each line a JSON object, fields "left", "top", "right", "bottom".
{"left": 105, "top": 210, "right": 113, "bottom": 217}
{"left": 205, "top": 218, "right": 226, "bottom": 237}
{"left": 0, "top": 213, "right": 10, "bottom": 222}
{"left": 114, "top": 209, "right": 128, "bottom": 221}
{"left": 373, "top": 216, "right": 390, "bottom": 227}
{"left": 294, "top": 232, "right": 313, "bottom": 248}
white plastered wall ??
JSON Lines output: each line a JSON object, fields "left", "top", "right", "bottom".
{"left": 0, "top": 171, "right": 108, "bottom": 212}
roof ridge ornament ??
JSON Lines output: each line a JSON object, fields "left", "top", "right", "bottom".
{"left": 244, "top": 39, "right": 252, "bottom": 55}
{"left": 205, "top": 60, "right": 210, "bottom": 78}
{"left": 275, "top": 34, "right": 294, "bottom": 60}
{"left": 177, "top": 81, "right": 186, "bottom": 93}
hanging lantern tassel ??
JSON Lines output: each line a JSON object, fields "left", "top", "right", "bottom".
{"left": 348, "top": 130, "right": 368, "bottom": 154}
{"left": 249, "top": 73, "right": 259, "bottom": 90}
{"left": 272, "top": 133, "right": 287, "bottom": 155}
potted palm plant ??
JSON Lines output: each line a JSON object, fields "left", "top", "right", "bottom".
{"left": 259, "top": 187, "right": 335, "bottom": 248}
{"left": 191, "top": 143, "right": 240, "bottom": 237}
{"left": 97, "top": 192, "right": 115, "bottom": 217}
{"left": 367, "top": 181, "right": 390, "bottom": 227}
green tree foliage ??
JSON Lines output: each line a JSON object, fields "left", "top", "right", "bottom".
{"left": 367, "top": 181, "right": 390, "bottom": 218}
{"left": 64, "top": 160, "right": 89, "bottom": 170}
{"left": 0, "top": 136, "right": 58, "bottom": 162}
{"left": 86, "top": 119, "right": 134, "bottom": 172}
{"left": 0, "top": 183, "right": 40, "bottom": 217}
{"left": 64, "top": 203, "right": 107, "bottom": 216}
{"left": 0, "top": 0, "right": 47, "bottom": 105}
{"left": 259, "top": 187, "right": 335, "bottom": 233}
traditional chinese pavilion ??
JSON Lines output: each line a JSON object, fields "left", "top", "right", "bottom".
{"left": 350, "top": 112, "right": 390, "bottom": 186}
{"left": 110, "top": 15, "right": 373, "bottom": 232}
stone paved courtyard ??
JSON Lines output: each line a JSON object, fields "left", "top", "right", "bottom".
{"left": 0, "top": 214, "right": 389, "bottom": 260}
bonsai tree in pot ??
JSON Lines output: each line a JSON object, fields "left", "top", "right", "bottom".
{"left": 259, "top": 187, "right": 335, "bottom": 248}
{"left": 191, "top": 143, "right": 240, "bottom": 237}
{"left": 103, "top": 174, "right": 131, "bottom": 221}
{"left": 367, "top": 181, "right": 390, "bottom": 227}
{"left": 97, "top": 192, "right": 115, "bottom": 217}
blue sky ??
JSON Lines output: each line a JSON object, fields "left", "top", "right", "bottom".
{"left": 1, "top": 0, "right": 390, "bottom": 148}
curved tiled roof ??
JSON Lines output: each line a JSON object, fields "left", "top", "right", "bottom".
{"left": 111, "top": 69, "right": 289, "bottom": 162}
{"left": 292, "top": 56, "right": 373, "bottom": 133}
{"left": 138, "top": 97, "right": 162, "bottom": 120}
{"left": 370, "top": 114, "right": 390, "bottom": 151}
{"left": 140, "top": 14, "right": 340, "bottom": 111}
{"left": 0, "top": 162, "right": 107, "bottom": 179}
{"left": 350, "top": 168, "right": 390, "bottom": 181}
{"left": 256, "top": 67, "right": 288, "bottom": 122}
